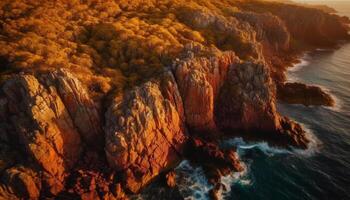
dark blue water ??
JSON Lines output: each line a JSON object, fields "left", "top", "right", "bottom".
{"left": 229, "top": 42, "right": 350, "bottom": 200}
{"left": 228, "top": 3, "right": 350, "bottom": 199}
{"left": 173, "top": 2, "right": 350, "bottom": 199}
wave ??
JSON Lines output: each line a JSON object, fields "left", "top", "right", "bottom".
{"left": 175, "top": 159, "right": 251, "bottom": 200}
{"left": 174, "top": 124, "right": 319, "bottom": 200}
{"left": 288, "top": 53, "right": 311, "bottom": 72}
{"left": 217, "top": 162, "right": 250, "bottom": 199}
{"left": 221, "top": 125, "right": 319, "bottom": 157}
{"left": 175, "top": 160, "right": 213, "bottom": 200}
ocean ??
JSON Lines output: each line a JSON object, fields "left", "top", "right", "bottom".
{"left": 174, "top": 2, "right": 350, "bottom": 200}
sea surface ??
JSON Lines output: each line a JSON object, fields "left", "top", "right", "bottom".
{"left": 174, "top": 2, "right": 350, "bottom": 200}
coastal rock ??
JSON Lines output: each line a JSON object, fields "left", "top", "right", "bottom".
{"left": 43, "top": 69, "right": 103, "bottom": 146}
{"left": 174, "top": 52, "right": 309, "bottom": 148}
{"left": 186, "top": 137, "right": 243, "bottom": 185}
{"left": 216, "top": 61, "right": 280, "bottom": 133}
{"left": 165, "top": 171, "right": 176, "bottom": 188}
{"left": 2, "top": 73, "right": 82, "bottom": 194}
{"left": 173, "top": 51, "right": 240, "bottom": 133}
{"left": 277, "top": 82, "right": 335, "bottom": 106}
{"left": 105, "top": 71, "right": 187, "bottom": 193}
{"left": 0, "top": 69, "right": 100, "bottom": 196}
{"left": 233, "top": 11, "right": 291, "bottom": 52}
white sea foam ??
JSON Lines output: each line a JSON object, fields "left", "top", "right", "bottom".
{"left": 175, "top": 160, "right": 213, "bottom": 200}
{"left": 314, "top": 84, "right": 343, "bottom": 113}
{"left": 217, "top": 162, "right": 250, "bottom": 199}
{"left": 288, "top": 54, "right": 311, "bottom": 72}
{"left": 175, "top": 159, "right": 251, "bottom": 200}
{"left": 301, "top": 83, "right": 343, "bottom": 112}
{"left": 291, "top": 122, "right": 321, "bottom": 156}
{"left": 175, "top": 124, "right": 319, "bottom": 200}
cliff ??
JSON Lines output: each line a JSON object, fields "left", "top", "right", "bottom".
{"left": 0, "top": 0, "right": 349, "bottom": 199}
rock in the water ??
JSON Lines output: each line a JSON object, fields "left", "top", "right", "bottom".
{"left": 165, "top": 171, "right": 176, "bottom": 188}
{"left": 277, "top": 82, "right": 335, "bottom": 107}
{"left": 187, "top": 137, "right": 243, "bottom": 185}
{"left": 105, "top": 71, "right": 187, "bottom": 193}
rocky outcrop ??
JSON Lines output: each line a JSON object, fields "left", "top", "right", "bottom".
{"left": 277, "top": 82, "right": 335, "bottom": 106}
{"left": 173, "top": 51, "right": 240, "bottom": 133}
{"left": 216, "top": 61, "right": 280, "bottom": 133}
{"left": 43, "top": 70, "right": 103, "bottom": 146}
{"left": 0, "top": 69, "right": 103, "bottom": 197}
{"left": 233, "top": 11, "right": 291, "bottom": 52}
{"left": 105, "top": 71, "right": 187, "bottom": 193}
{"left": 173, "top": 51, "right": 309, "bottom": 148}
{"left": 1, "top": 0, "right": 348, "bottom": 198}
{"left": 2, "top": 73, "right": 82, "bottom": 194}
{"left": 186, "top": 137, "right": 243, "bottom": 200}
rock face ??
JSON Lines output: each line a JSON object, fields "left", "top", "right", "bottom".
{"left": 2, "top": 73, "right": 82, "bottom": 194}
{"left": 1, "top": 166, "right": 41, "bottom": 199}
{"left": 173, "top": 52, "right": 240, "bottom": 133}
{"left": 0, "top": 69, "right": 102, "bottom": 197}
{"left": 216, "top": 61, "right": 280, "bottom": 133}
{"left": 173, "top": 51, "right": 309, "bottom": 148}
{"left": 44, "top": 70, "right": 103, "bottom": 146}
{"left": 1, "top": 0, "right": 348, "bottom": 198}
{"left": 105, "top": 71, "right": 187, "bottom": 193}
{"left": 233, "top": 11, "right": 291, "bottom": 52}
{"left": 277, "top": 82, "right": 335, "bottom": 106}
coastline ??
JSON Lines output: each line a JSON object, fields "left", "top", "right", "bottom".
{"left": 0, "top": 0, "right": 349, "bottom": 199}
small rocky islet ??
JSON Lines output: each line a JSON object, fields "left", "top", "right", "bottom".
{"left": 0, "top": 0, "right": 349, "bottom": 199}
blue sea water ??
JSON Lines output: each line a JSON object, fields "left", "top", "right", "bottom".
{"left": 174, "top": 2, "right": 350, "bottom": 200}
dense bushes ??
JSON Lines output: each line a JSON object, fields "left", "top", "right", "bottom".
{"left": 1, "top": 0, "right": 347, "bottom": 98}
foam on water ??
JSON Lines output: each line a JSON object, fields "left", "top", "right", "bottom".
{"left": 287, "top": 53, "right": 311, "bottom": 82}
{"left": 217, "top": 162, "right": 250, "bottom": 199}
{"left": 175, "top": 159, "right": 251, "bottom": 200}
{"left": 175, "top": 160, "right": 213, "bottom": 200}
{"left": 288, "top": 53, "right": 311, "bottom": 73}
{"left": 174, "top": 125, "right": 320, "bottom": 199}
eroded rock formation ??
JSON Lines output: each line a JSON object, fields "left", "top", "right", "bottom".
{"left": 0, "top": 0, "right": 349, "bottom": 199}
{"left": 0, "top": 69, "right": 104, "bottom": 198}
{"left": 105, "top": 71, "right": 187, "bottom": 193}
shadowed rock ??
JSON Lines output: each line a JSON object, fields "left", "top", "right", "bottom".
{"left": 277, "top": 82, "right": 335, "bottom": 106}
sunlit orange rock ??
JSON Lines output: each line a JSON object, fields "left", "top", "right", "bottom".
{"left": 105, "top": 71, "right": 187, "bottom": 193}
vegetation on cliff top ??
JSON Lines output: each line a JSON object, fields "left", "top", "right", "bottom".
{"left": 1, "top": 0, "right": 348, "bottom": 99}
